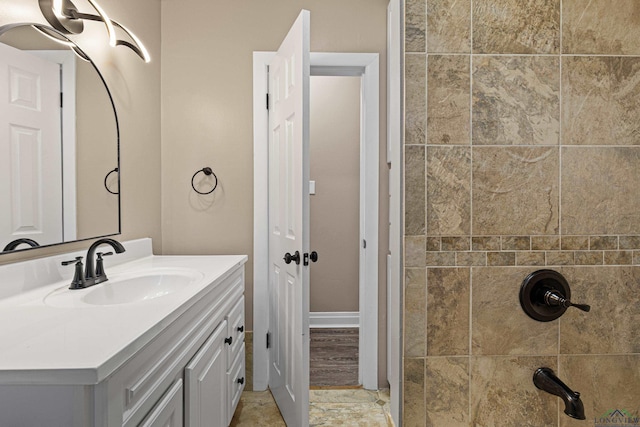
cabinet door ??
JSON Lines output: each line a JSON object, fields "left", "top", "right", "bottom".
{"left": 185, "top": 320, "right": 227, "bottom": 427}
{"left": 138, "top": 379, "right": 183, "bottom": 427}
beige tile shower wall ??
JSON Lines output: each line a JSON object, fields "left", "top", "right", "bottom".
{"left": 404, "top": 1, "right": 640, "bottom": 425}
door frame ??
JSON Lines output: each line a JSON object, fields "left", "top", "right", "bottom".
{"left": 253, "top": 51, "right": 379, "bottom": 391}
{"left": 31, "top": 50, "right": 77, "bottom": 242}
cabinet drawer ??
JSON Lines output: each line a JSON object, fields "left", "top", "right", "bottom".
{"left": 138, "top": 378, "right": 183, "bottom": 427}
{"left": 226, "top": 296, "right": 245, "bottom": 368}
{"left": 227, "top": 343, "right": 245, "bottom": 425}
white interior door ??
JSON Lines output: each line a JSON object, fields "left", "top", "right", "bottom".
{"left": 0, "top": 42, "right": 62, "bottom": 250}
{"left": 267, "top": 9, "right": 310, "bottom": 427}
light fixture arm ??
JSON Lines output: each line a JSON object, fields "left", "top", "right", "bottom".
{"left": 38, "top": 0, "right": 150, "bottom": 62}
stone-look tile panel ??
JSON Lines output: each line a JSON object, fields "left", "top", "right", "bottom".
{"left": 441, "top": 236, "right": 470, "bottom": 251}
{"left": 425, "top": 357, "right": 469, "bottom": 426}
{"left": 426, "top": 237, "right": 441, "bottom": 251}
{"left": 562, "top": 147, "right": 640, "bottom": 235}
{"left": 560, "top": 267, "right": 640, "bottom": 354}
{"left": 563, "top": 0, "right": 640, "bottom": 55}
{"left": 426, "top": 252, "right": 456, "bottom": 266}
{"left": 559, "top": 355, "right": 640, "bottom": 427}
{"left": 502, "top": 236, "right": 530, "bottom": 251}
{"left": 427, "top": 0, "right": 471, "bottom": 53}
{"left": 403, "top": 358, "right": 426, "bottom": 427}
{"left": 405, "top": 145, "right": 425, "bottom": 235}
{"left": 406, "top": 236, "right": 426, "bottom": 268}
{"left": 563, "top": 57, "right": 640, "bottom": 146}
{"left": 472, "top": 0, "right": 560, "bottom": 54}
{"left": 574, "top": 251, "right": 603, "bottom": 266}
{"left": 546, "top": 251, "right": 574, "bottom": 266}
{"left": 427, "top": 268, "right": 470, "bottom": 355}
{"left": 472, "top": 267, "right": 558, "bottom": 355}
{"left": 456, "top": 252, "right": 487, "bottom": 266}
{"left": 516, "top": 252, "right": 545, "bottom": 266}
{"left": 604, "top": 250, "right": 632, "bottom": 265}
{"left": 561, "top": 236, "right": 589, "bottom": 251}
{"left": 620, "top": 235, "right": 640, "bottom": 249}
{"left": 427, "top": 55, "right": 470, "bottom": 145}
{"left": 472, "top": 56, "right": 560, "bottom": 146}
{"left": 405, "top": 54, "right": 426, "bottom": 145}
{"left": 405, "top": 0, "right": 425, "bottom": 53}
{"left": 404, "top": 268, "right": 426, "bottom": 357}
{"left": 532, "top": 235, "right": 560, "bottom": 250}
{"left": 486, "top": 251, "right": 515, "bottom": 266}
{"left": 589, "top": 236, "right": 618, "bottom": 250}
{"left": 470, "top": 356, "right": 558, "bottom": 426}
{"left": 473, "top": 147, "right": 559, "bottom": 235}
{"left": 427, "top": 146, "right": 471, "bottom": 236}
{"left": 473, "top": 236, "right": 501, "bottom": 251}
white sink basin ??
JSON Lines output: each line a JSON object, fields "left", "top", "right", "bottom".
{"left": 45, "top": 268, "right": 205, "bottom": 307}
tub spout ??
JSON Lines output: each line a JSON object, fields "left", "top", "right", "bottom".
{"left": 533, "top": 367, "right": 585, "bottom": 420}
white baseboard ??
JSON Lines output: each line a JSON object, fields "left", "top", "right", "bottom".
{"left": 309, "top": 311, "right": 360, "bottom": 329}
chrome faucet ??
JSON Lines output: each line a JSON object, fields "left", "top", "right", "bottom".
{"left": 84, "top": 238, "right": 126, "bottom": 286}
{"left": 533, "top": 367, "right": 585, "bottom": 420}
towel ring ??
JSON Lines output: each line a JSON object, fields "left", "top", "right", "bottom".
{"left": 104, "top": 167, "right": 119, "bottom": 195}
{"left": 191, "top": 167, "right": 218, "bottom": 195}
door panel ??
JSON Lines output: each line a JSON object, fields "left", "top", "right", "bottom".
{"left": 0, "top": 42, "right": 62, "bottom": 250}
{"left": 267, "top": 9, "right": 310, "bottom": 427}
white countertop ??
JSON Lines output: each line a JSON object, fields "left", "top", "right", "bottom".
{"left": 0, "top": 239, "right": 247, "bottom": 386}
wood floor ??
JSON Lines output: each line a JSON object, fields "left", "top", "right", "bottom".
{"left": 310, "top": 328, "right": 359, "bottom": 387}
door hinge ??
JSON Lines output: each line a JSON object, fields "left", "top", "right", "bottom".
{"left": 363, "top": 239, "right": 367, "bottom": 249}
{"left": 266, "top": 93, "right": 269, "bottom": 110}
{"left": 60, "top": 92, "right": 63, "bottom": 108}
{"left": 266, "top": 332, "right": 271, "bottom": 349}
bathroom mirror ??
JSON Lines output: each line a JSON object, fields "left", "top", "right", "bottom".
{"left": 0, "top": 23, "right": 120, "bottom": 254}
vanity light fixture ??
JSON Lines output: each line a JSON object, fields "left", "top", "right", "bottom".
{"left": 31, "top": 23, "right": 91, "bottom": 61}
{"left": 38, "top": 0, "right": 150, "bottom": 62}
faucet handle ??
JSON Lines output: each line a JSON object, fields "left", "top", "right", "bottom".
{"left": 95, "top": 252, "right": 114, "bottom": 279}
{"left": 61, "top": 257, "right": 85, "bottom": 289}
{"left": 544, "top": 290, "right": 591, "bottom": 313}
{"left": 61, "top": 256, "right": 83, "bottom": 266}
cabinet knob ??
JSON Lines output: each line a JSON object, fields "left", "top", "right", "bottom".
{"left": 237, "top": 326, "right": 244, "bottom": 333}
{"left": 237, "top": 377, "right": 245, "bottom": 385}
{"left": 224, "top": 336, "right": 233, "bottom": 345}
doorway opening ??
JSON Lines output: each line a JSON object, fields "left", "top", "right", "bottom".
{"left": 309, "top": 75, "right": 361, "bottom": 387}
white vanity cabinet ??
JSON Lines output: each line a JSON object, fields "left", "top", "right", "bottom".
{"left": 111, "top": 268, "right": 246, "bottom": 427}
{"left": 0, "top": 250, "right": 247, "bottom": 427}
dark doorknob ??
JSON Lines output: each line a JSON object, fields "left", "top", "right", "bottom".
{"left": 303, "top": 251, "right": 319, "bottom": 266}
{"left": 283, "top": 251, "right": 300, "bottom": 265}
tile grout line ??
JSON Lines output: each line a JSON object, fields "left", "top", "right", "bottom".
{"left": 468, "top": 0, "right": 474, "bottom": 423}
{"left": 557, "top": 0, "right": 563, "bottom": 387}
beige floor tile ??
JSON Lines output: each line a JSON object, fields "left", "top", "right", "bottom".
{"left": 231, "top": 389, "right": 393, "bottom": 426}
